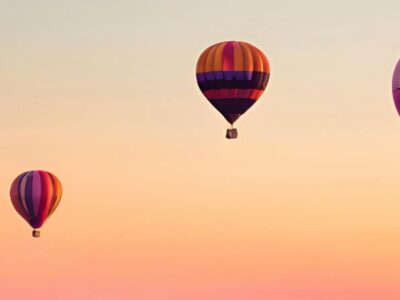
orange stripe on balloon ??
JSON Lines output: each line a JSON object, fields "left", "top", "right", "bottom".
{"left": 196, "top": 46, "right": 212, "bottom": 73}
{"left": 213, "top": 42, "right": 226, "bottom": 71}
{"left": 47, "top": 174, "right": 58, "bottom": 217}
{"left": 257, "top": 48, "right": 270, "bottom": 73}
{"left": 239, "top": 42, "right": 254, "bottom": 73}
{"left": 233, "top": 42, "right": 244, "bottom": 71}
{"left": 49, "top": 174, "right": 62, "bottom": 217}
{"left": 246, "top": 43, "right": 262, "bottom": 72}
{"left": 204, "top": 44, "right": 219, "bottom": 73}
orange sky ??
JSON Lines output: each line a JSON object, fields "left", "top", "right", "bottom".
{"left": 1, "top": 1, "right": 400, "bottom": 299}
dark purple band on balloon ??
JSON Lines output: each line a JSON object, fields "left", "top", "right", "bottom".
{"left": 197, "top": 71, "right": 269, "bottom": 91}
{"left": 394, "top": 89, "right": 400, "bottom": 115}
{"left": 197, "top": 71, "right": 260, "bottom": 82}
{"left": 208, "top": 98, "right": 257, "bottom": 124}
{"left": 24, "top": 172, "right": 35, "bottom": 220}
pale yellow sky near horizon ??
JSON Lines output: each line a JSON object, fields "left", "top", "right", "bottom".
{"left": 1, "top": 1, "right": 400, "bottom": 299}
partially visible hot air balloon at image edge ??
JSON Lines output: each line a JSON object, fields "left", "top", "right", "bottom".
{"left": 10, "top": 170, "right": 62, "bottom": 238}
{"left": 196, "top": 41, "right": 270, "bottom": 139}
{"left": 393, "top": 59, "right": 400, "bottom": 115}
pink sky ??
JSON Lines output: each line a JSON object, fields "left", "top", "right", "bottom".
{"left": 1, "top": 0, "right": 400, "bottom": 299}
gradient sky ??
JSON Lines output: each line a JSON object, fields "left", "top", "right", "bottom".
{"left": 1, "top": 1, "right": 400, "bottom": 299}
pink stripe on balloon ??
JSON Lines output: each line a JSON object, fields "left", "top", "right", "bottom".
{"left": 38, "top": 171, "right": 52, "bottom": 224}
{"left": 222, "top": 42, "right": 235, "bottom": 71}
{"left": 393, "top": 60, "right": 400, "bottom": 93}
{"left": 32, "top": 171, "right": 42, "bottom": 217}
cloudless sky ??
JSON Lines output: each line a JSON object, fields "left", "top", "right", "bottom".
{"left": 1, "top": 1, "right": 400, "bottom": 299}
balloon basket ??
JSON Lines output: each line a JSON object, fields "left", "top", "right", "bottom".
{"left": 32, "top": 230, "right": 40, "bottom": 238}
{"left": 226, "top": 128, "right": 238, "bottom": 139}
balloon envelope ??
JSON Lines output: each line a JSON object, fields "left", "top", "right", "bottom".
{"left": 10, "top": 170, "right": 62, "bottom": 230}
{"left": 393, "top": 59, "right": 400, "bottom": 114}
{"left": 196, "top": 41, "right": 270, "bottom": 124}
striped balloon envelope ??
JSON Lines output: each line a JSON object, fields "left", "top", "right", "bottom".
{"left": 393, "top": 59, "right": 400, "bottom": 114}
{"left": 10, "top": 170, "right": 62, "bottom": 238}
{"left": 196, "top": 41, "right": 270, "bottom": 137}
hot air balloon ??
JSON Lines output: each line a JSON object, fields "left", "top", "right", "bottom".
{"left": 10, "top": 170, "right": 62, "bottom": 238}
{"left": 393, "top": 59, "right": 400, "bottom": 114}
{"left": 196, "top": 41, "right": 270, "bottom": 139}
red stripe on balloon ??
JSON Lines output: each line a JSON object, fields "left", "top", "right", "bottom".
{"left": 203, "top": 89, "right": 262, "bottom": 100}
{"left": 37, "top": 171, "right": 51, "bottom": 226}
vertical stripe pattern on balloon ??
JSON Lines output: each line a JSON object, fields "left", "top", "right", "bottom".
{"left": 196, "top": 41, "right": 270, "bottom": 124}
{"left": 10, "top": 171, "right": 62, "bottom": 229}
{"left": 393, "top": 59, "right": 400, "bottom": 115}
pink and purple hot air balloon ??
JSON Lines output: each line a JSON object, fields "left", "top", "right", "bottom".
{"left": 393, "top": 59, "right": 400, "bottom": 114}
{"left": 196, "top": 41, "right": 270, "bottom": 139}
{"left": 10, "top": 170, "right": 62, "bottom": 238}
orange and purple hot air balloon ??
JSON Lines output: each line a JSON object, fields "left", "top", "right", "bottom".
{"left": 393, "top": 59, "right": 400, "bottom": 114}
{"left": 10, "top": 170, "right": 62, "bottom": 238}
{"left": 196, "top": 41, "right": 270, "bottom": 139}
